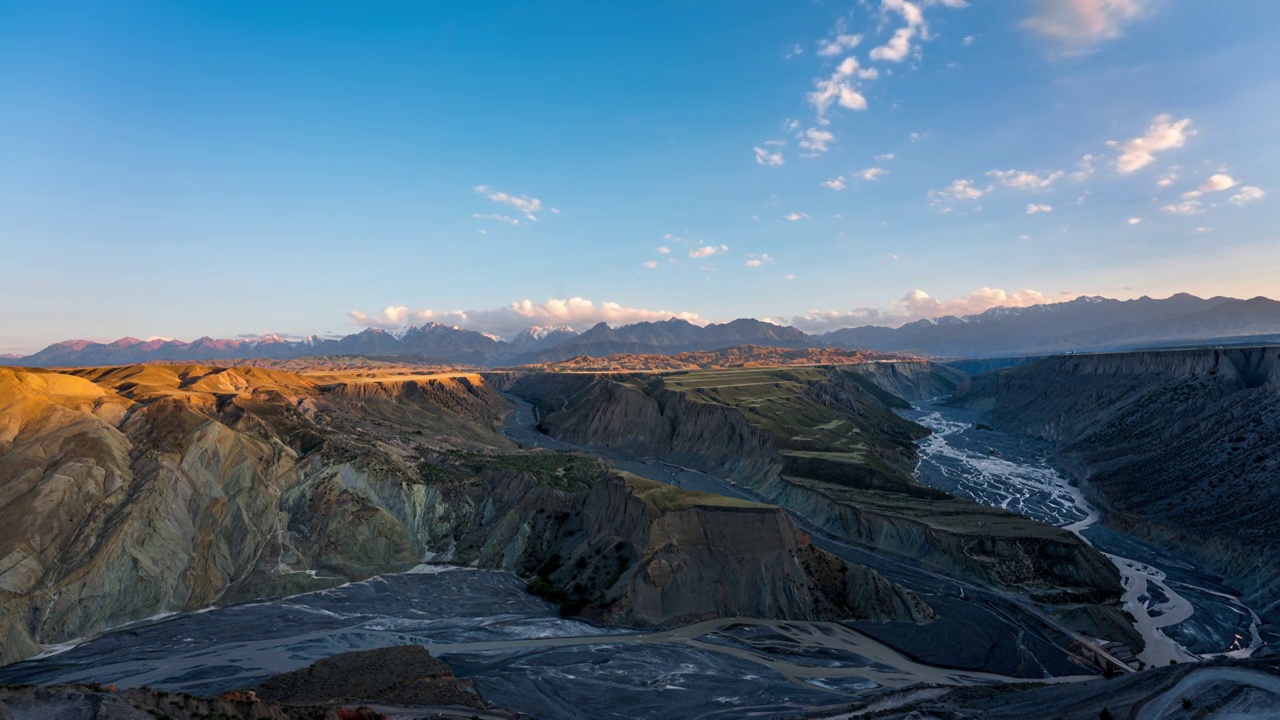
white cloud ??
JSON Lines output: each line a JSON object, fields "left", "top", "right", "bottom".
{"left": 808, "top": 56, "right": 869, "bottom": 122}
{"left": 784, "top": 212, "right": 809, "bottom": 221}
{"left": 1026, "top": 203, "right": 1053, "bottom": 214}
{"left": 817, "top": 33, "right": 862, "bottom": 56}
{"left": 962, "top": 35, "right": 976, "bottom": 45}
{"left": 1023, "top": 0, "right": 1150, "bottom": 50}
{"left": 473, "top": 185, "right": 545, "bottom": 221}
{"left": 1157, "top": 168, "right": 1179, "bottom": 187}
{"left": 909, "top": 131, "right": 927, "bottom": 142}
{"left": 875, "top": 152, "right": 896, "bottom": 161}
{"left": 870, "top": 25, "right": 918, "bottom": 62}
{"left": 753, "top": 146, "right": 785, "bottom": 166}
{"left": 867, "top": 0, "right": 961, "bottom": 63}
{"left": 348, "top": 298, "right": 704, "bottom": 339}
{"left": 899, "top": 287, "right": 1049, "bottom": 318}
{"left": 858, "top": 167, "right": 889, "bottom": 181}
{"left": 929, "top": 179, "right": 989, "bottom": 202}
{"left": 745, "top": 253, "right": 774, "bottom": 267}
{"left": 1116, "top": 115, "right": 1194, "bottom": 174}
{"left": 1181, "top": 189, "right": 1203, "bottom": 199}
{"left": 641, "top": 260, "right": 659, "bottom": 269}
{"left": 1199, "top": 173, "right": 1238, "bottom": 193}
{"left": 822, "top": 176, "right": 847, "bottom": 190}
{"left": 688, "top": 244, "right": 729, "bottom": 258}
{"left": 1229, "top": 186, "right": 1265, "bottom": 206}
{"left": 786, "top": 287, "right": 1050, "bottom": 331}
{"left": 784, "top": 274, "right": 797, "bottom": 281}
{"left": 471, "top": 213, "right": 521, "bottom": 225}
{"left": 987, "top": 168, "right": 1065, "bottom": 190}
{"left": 657, "top": 246, "right": 671, "bottom": 255}
{"left": 1128, "top": 217, "right": 1143, "bottom": 225}
{"left": 1161, "top": 200, "right": 1203, "bottom": 216}
{"left": 1070, "top": 154, "right": 1098, "bottom": 182}
{"left": 798, "top": 127, "right": 835, "bottom": 153}
{"left": 886, "top": 252, "right": 900, "bottom": 260}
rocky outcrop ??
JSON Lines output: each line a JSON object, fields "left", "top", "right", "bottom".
{"left": 0, "top": 646, "right": 510, "bottom": 719}
{"left": 843, "top": 360, "right": 968, "bottom": 401}
{"left": 254, "top": 645, "right": 485, "bottom": 710}
{"left": 506, "top": 368, "right": 1122, "bottom": 603}
{"left": 508, "top": 373, "right": 783, "bottom": 484}
{"left": 950, "top": 346, "right": 1280, "bottom": 619}
{"left": 0, "top": 365, "right": 929, "bottom": 666}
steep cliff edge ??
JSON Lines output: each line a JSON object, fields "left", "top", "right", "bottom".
{"left": 843, "top": 360, "right": 968, "bottom": 401}
{"left": 950, "top": 346, "right": 1280, "bottom": 619}
{"left": 507, "top": 366, "right": 1121, "bottom": 604}
{"left": 0, "top": 365, "right": 929, "bottom": 666}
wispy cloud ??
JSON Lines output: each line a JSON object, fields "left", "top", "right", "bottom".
{"left": 1026, "top": 203, "right": 1054, "bottom": 214}
{"left": 1115, "top": 115, "right": 1194, "bottom": 174}
{"left": 784, "top": 212, "right": 809, "bottom": 221}
{"left": 822, "top": 176, "right": 847, "bottom": 190}
{"left": 817, "top": 33, "right": 862, "bottom": 57}
{"left": 1023, "top": 0, "right": 1151, "bottom": 52}
{"left": 870, "top": 0, "right": 927, "bottom": 63}
{"left": 987, "top": 168, "right": 1064, "bottom": 190}
{"left": 1161, "top": 200, "right": 1203, "bottom": 216}
{"left": 929, "top": 179, "right": 989, "bottom": 203}
{"left": 753, "top": 146, "right": 785, "bottom": 166}
{"left": 798, "top": 127, "right": 835, "bottom": 153}
{"left": 808, "top": 57, "right": 869, "bottom": 123}
{"left": 745, "top": 253, "right": 774, "bottom": 267}
{"left": 471, "top": 213, "right": 521, "bottom": 225}
{"left": 1229, "top": 186, "right": 1265, "bottom": 206}
{"left": 473, "top": 185, "right": 546, "bottom": 221}
{"left": 858, "top": 167, "right": 889, "bottom": 181}
{"left": 688, "top": 244, "right": 729, "bottom": 258}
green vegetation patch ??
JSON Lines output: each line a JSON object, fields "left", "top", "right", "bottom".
{"left": 415, "top": 449, "right": 609, "bottom": 491}
{"left": 621, "top": 472, "right": 767, "bottom": 512}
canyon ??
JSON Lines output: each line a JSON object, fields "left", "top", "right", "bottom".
{"left": 0, "top": 346, "right": 1277, "bottom": 717}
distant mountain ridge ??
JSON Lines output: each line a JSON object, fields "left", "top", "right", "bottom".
{"left": 6, "top": 294, "right": 1280, "bottom": 367}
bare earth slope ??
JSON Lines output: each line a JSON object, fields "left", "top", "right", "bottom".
{"left": 506, "top": 366, "right": 1121, "bottom": 604}
{"left": 0, "top": 365, "right": 929, "bottom": 665}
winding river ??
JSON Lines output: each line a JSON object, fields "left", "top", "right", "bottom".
{"left": 905, "top": 401, "right": 1265, "bottom": 668}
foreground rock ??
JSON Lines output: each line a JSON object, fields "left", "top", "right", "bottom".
{"left": 0, "top": 646, "right": 514, "bottom": 719}
{"left": 254, "top": 646, "right": 484, "bottom": 710}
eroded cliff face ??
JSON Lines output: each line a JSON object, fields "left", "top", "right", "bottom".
{"left": 950, "top": 346, "right": 1280, "bottom": 618}
{"left": 843, "top": 361, "right": 968, "bottom": 402}
{"left": 506, "top": 367, "right": 1122, "bottom": 604}
{"left": 0, "top": 365, "right": 929, "bottom": 666}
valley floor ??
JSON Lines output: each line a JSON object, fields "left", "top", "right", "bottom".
{"left": 906, "top": 401, "right": 1269, "bottom": 667}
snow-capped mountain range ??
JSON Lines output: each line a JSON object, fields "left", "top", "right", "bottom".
{"left": 5, "top": 294, "right": 1279, "bottom": 368}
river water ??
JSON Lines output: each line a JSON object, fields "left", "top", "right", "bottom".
{"left": 904, "top": 401, "right": 1265, "bottom": 667}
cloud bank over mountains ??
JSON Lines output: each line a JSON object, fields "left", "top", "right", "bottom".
{"left": 347, "top": 287, "right": 1058, "bottom": 338}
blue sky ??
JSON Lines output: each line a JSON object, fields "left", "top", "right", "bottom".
{"left": 2, "top": 0, "right": 1278, "bottom": 351}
